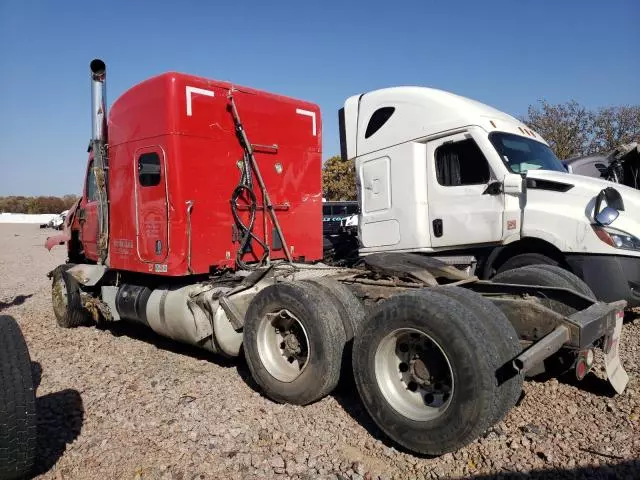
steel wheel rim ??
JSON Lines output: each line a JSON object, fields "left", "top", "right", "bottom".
{"left": 256, "top": 308, "right": 310, "bottom": 383}
{"left": 375, "top": 327, "right": 454, "bottom": 421}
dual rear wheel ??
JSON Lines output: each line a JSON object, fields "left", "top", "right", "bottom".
{"left": 52, "top": 262, "right": 585, "bottom": 455}
{"left": 242, "top": 279, "right": 523, "bottom": 456}
{"left": 242, "top": 279, "right": 365, "bottom": 406}
{"left": 352, "top": 289, "right": 523, "bottom": 455}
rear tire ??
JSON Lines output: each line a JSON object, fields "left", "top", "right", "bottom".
{"left": 0, "top": 315, "right": 37, "bottom": 480}
{"left": 352, "top": 290, "right": 501, "bottom": 455}
{"left": 302, "top": 277, "right": 366, "bottom": 385}
{"left": 525, "top": 264, "right": 596, "bottom": 299}
{"left": 243, "top": 282, "right": 346, "bottom": 405}
{"left": 492, "top": 265, "right": 594, "bottom": 316}
{"left": 435, "top": 286, "right": 523, "bottom": 424}
{"left": 51, "top": 265, "right": 91, "bottom": 328}
{"left": 301, "top": 277, "right": 365, "bottom": 339}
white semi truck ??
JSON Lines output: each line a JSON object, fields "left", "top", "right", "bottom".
{"left": 339, "top": 87, "right": 640, "bottom": 307}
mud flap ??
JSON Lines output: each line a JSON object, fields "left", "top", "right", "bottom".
{"left": 67, "top": 264, "right": 107, "bottom": 286}
{"left": 603, "top": 311, "right": 628, "bottom": 394}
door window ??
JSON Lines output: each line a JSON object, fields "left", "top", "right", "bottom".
{"left": 138, "top": 152, "right": 162, "bottom": 187}
{"left": 435, "top": 139, "right": 490, "bottom": 186}
{"left": 86, "top": 161, "right": 98, "bottom": 201}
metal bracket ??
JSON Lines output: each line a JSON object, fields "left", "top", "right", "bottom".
{"left": 512, "top": 326, "right": 570, "bottom": 373}
{"left": 251, "top": 144, "right": 279, "bottom": 154}
{"left": 219, "top": 296, "right": 245, "bottom": 330}
{"left": 186, "top": 200, "right": 194, "bottom": 274}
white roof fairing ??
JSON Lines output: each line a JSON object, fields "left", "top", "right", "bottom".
{"left": 343, "top": 86, "right": 547, "bottom": 159}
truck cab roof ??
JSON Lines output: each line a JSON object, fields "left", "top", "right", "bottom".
{"left": 341, "top": 86, "right": 546, "bottom": 160}
{"left": 108, "top": 72, "right": 320, "bottom": 148}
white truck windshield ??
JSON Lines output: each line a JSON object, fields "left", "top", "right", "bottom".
{"left": 489, "top": 132, "right": 567, "bottom": 174}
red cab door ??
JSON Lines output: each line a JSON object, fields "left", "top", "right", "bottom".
{"left": 79, "top": 159, "right": 99, "bottom": 260}
{"left": 134, "top": 147, "right": 169, "bottom": 263}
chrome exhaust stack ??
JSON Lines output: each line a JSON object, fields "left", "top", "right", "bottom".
{"left": 89, "top": 58, "right": 110, "bottom": 265}
{"left": 90, "top": 59, "right": 107, "bottom": 143}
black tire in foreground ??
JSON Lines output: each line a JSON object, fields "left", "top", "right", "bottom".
{"left": 0, "top": 315, "right": 37, "bottom": 480}
{"left": 50, "top": 265, "right": 91, "bottom": 328}
{"left": 243, "top": 281, "right": 346, "bottom": 405}
{"left": 352, "top": 290, "right": 504, "bottom": 456}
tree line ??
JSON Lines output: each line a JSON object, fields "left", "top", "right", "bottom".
{"left": 524, "top": 101, "right": 640, "bottom": 160}
{"left": 0, "top": 195, "right": 80, "bottom": 214}
{"left": 323, "top": 100, "right": 640, "bottom": 201}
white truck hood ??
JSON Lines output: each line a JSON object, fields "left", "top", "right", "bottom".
{"left": 527, "top": 170, "right": 640, "bottom": 207}
{"left": 526, "top": 169, "right": 640, "bottom": 237}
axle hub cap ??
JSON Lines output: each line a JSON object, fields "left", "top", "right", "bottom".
{"left": 374, "top": 328, "right": 454, "bottom": 421}
{"left": 256, "top": 309, "right": 310, "bottom": 383}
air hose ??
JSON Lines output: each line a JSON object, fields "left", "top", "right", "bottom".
{"left": 230, "top": 153, "right": 269, "bottom": 270}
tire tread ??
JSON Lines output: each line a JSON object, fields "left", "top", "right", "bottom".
{"left": 0, "top": 315, "right": 37, "bottom": 480}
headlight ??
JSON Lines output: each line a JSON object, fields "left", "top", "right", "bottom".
{"left": 592, "top": 226, "right": 640, "bottom": 251}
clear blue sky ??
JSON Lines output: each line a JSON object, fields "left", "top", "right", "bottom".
{"left": 1, "top": 0, "right": 638, "bottom": 196}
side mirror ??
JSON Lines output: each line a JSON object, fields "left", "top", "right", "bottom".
{"left": 595, "top": 206, "right": 619, "bottom": 226}
{"left": 594, "top": 187, "right": 625, "bottom": 217}
{"left": 483, "top": 181, "right": 503, "bottom": 195}
{"left": 503, "top": 174, "right": 524, "bottom": 195}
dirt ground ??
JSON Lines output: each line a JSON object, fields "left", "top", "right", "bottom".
{"left": 1, "top": 224, "right": 639, "bottom": 480}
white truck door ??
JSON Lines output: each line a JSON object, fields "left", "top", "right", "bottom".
{"left": 427, "top": 132, "right": 504, "bottom": 248}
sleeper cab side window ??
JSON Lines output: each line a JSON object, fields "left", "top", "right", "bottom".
{"left": 435, "top": 139, "right": 490, "bottom": 186}
{"left": 138, "top": 152, "right": 161, "bottom": 187}
{"left": 365, "top": 107, "right": 395, "bottom": 139}
{"left": 86, "top": 160, "right": 98, "bottom": 201}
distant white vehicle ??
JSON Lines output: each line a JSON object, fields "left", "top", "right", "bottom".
{"left": 39, "top": 210, "right": 68, "bottom": 230}
{"left": 52, "top": 210, "right": 69, "bottom": 229}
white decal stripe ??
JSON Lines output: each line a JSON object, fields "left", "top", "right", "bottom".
{"left": 186, "top": 86, "right": 215, "bottom": 116}
{"left": 296, "top": 108, "right": 317, "bottom": 136}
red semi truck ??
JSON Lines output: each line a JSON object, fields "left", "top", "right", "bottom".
{"left": 46, "top": 60, "right": 628, "bottom": 456}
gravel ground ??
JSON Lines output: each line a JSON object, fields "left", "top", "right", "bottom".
{"left": 1, "top": 223, "right": 639, "bottom": 480}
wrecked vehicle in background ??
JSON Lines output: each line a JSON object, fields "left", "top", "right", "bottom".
{"left": 564, "top": 142, "right": 640, "bottom": 189}
{"left": 39, "top": 210, "right": 69, "bottom": 230}
{"left": 322, "top": 200, "right": 358, "bottom": 235}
